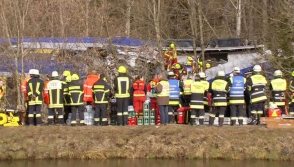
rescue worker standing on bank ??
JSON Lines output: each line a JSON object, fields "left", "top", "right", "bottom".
{"left": 83, "top": 70, "right": 100, "bottom": 103}
{"left": 247, "top": 65, "right": 267, "bottom": 125}
{"left": 131, "top": 75, "right": 147, "bottom": 115}
{"left": 63, "top": 75, "right": 72, "bottom": 123}
{"left": 167, "top": 71, "right": 181, "bottom": 123}
{"left": 21, "top": 69, "right": 33, "bottom": 125}
{"left": 182, "top": 73, "right": 193, "bottom": 105}
{"left": 46, "top": 71, "right": 66, "bottom": 125}
{"left": 269, "top": 70, "right": 287, "bottom": 116}
{"left": 289, "top": 71, "right": 294, "bottom": 115}
{"left": 156, "top": 72, "right": 170, "bottom": 126}
{"left": 68, "top": 74, "right": 85, "bottom": 126}
{"left": 190, "top": 74, "right": 205, "bottom": 125}
{"left": 26, "top": 69, "right": 44, "bottom": 126}
{"left": 113, "top": 66, "right": 131, "bottom": 126}
{"left": 209, "top": 71, "right": 229, "bottom": 127}
{"left": 199, "top": 72, "right": 210, "bottom": 112}
{"left": 92, "top": 74, "right": 111, "bottom": 126}
{"left": 229, "top": 67, "right": 246, "bottom": 126}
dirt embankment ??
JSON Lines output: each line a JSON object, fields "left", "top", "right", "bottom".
{"left": 0, "top": 125, "right": 294, "bottom": 161}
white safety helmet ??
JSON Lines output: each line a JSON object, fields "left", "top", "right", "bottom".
{"left": 34, "top": 69, "right": 40, "bottom": 75}
{"left": 233, "top": 67, "right": 241, "bottom": 73}
{"left": 51, "top": 71, "right": 59, "bottom": 77}
{"left": 28, "top": 69, "right": 34, "bottom": 75}
{"left": 273, "top": 70, "right": 282, "bottom": 77}
{"left": 199, "top": 72, "right": 207, "bottom": 78}
{"left": 253, "top": 65, "right": 262, "bottom": 72}
{"left": 167, "top": 71, "right": 175, "bottom": 76}
{"left": 217, "top": 71, "right": 225, "bottom": 77}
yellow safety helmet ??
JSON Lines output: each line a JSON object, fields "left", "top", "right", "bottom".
{"left": 71, "top": 74, "right": 80, "bottom": 81}
{"left": 292, "top": 70, "right": 294, "bottom": 76}
{"left": 63, "top": 70, "right": 71, "bottom": 77}
{"left": 186, "top": 61, "right": 192, "bottom": 66}
{"left": 175, "top": 63, "right": 181, "bottom": 69}
{"left": 170, "top": 43, "right": 175, "bottom": 49}
{"left": 188, "top": 56, "right": 193, "bottom": 61}
{"left": 118, "top": 66, "right": 127, "bottom": 73}
{"left": 206, "top": 63, "right": 211, "bottom": 68}
{"left": 198, "top": 61, "right": 203, "bottom": 66}
{"left": 66, "top": 76, "right": 71, "bottom": 83}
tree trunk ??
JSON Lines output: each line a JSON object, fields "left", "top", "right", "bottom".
{"left": 197, "top": 0, "right": 205, "bottom": 72}
{"left": 188, "top": 0, "right": 198, "bottom": 71}
{"left": 151, "top": 0, "right": 164, "bottom": 71}
{"left": 236, "top": 0, "right": 242, "bottom": 37}
{"left": 125, "top": 0, "right": 134, "bottom": 37}
{"left": 262, "top": 0, "right": 268, "bottom": 42}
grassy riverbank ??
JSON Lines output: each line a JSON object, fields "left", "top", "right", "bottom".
{"left": 0, "top": 125, "right": 294, "bottom": 161}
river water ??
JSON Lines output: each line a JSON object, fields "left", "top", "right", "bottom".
{"left": 1, "top": 159, "right": 293, "bottom": 167}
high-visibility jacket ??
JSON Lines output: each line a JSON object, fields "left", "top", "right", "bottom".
{"left": 68, "top": 80, "right": 84, "bottom": 106}
{"left": 64, "top": 81, "right": 71, "bottom": 106}
{"left": 211, "top": 78, "right": 228, "bottom": 106}
{"left": 93, "top": 79, "right": 111, "bottom": 104}
{"left": 168, "top": 79, "right": 180, "bottom": 105}
{"left": 43, "top": 80, "right": 50, "bottom": 105}
{"left": 200, "top": 80, "right": 210, "bottom": 105}
{"left": 157, "top": 80, "right": 170, "bottom": 97}
{"left": 83, "top": 74, "right": 99, "bottom": 102}
{"left": 113, "top": 74, "right": 131, "bottom": 98}
{"left": 47, "top": 79, "right": 66, "bottom": 108}
{"left": 183, "top": 79, "right": 193, "bottom": 95}
{"left": 21, "top": 76, "right": 31, "bottom": 100}
{"left": 229, "top": 75, "right": 246, "bottom": 104}
{"left": 247, "top": 74, "right": 267, "bottom": 103}
{"left": 132, "top": 79, "right": 146, "bottom": 98}
{"left": 270, "top": 77, "right": 287, "bottom": 106}
{"left": 190, "top": 80, "right": 205, "bottom": 109}
{"left": 26, "top": 77, "right": 44, "bottom": 105}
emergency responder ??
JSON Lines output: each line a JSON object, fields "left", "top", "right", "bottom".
{"left": 182, "top": 61, "right": 194, "bottom": 78}
{"left": 209, "top": 71, "right": 229, "bottom": 127}
{"left": 164, "top": 43, "right": 177, "bottom": 71}
{"left": 148, "top": 76, "right": 160, "bottom": 122}
{"left": 244, "top": 72, "right": 252, "bottom": 120}
{"left": 187, "top": 56, "right": 196, "bottom": 73}
{"left": 63, "top": 75, "right": 72, "bottom": 123}
{"left": 229, "top": 67, "right": 246, "bottom": 126}
{"left": 190, "top": 74, "right": 205, "bottom": 125}
{"left": 269, "top": 70, "right": 287, "bottom": 116}
{"left": 199, "top": 72, "right": 210, "bottom": 113}
{"left": 43, "top": 74, "right": 51, "bottom": 106}
{"left": 68, "top": 74, "right": 85, "bottom": 126}
{"left": 61, "top": 70, "right": 71, "bottom": 81}
{"left": 289, "top": 70, "right": 294, "bottom": 115}
{"left": 92, "top": 74, "right": 111, "bottom": 126}
{"left": 26, "top": 69, "right": 44, "bottom": 126}
{"left": 172, "top": 63, "right": 183, "bottom": 80}
{"left": 21, "top": 69, "right": 33, "bottom": 125}
{"left": 131, "top": 75, "right": 147, "bottom": 115}
{"left": 182, "top": 73, "right": 193, "bottom": 105}
{"left": 84, "top": 70, "right": 100, "bottom": 103}
{"left": 167, "top": 71, "right": 181, "bottom": 123}
{"left": 155, "top": 72, "right": 170, "bottom": 126}
{"left": 113, "top": 66, "right": 131, "bottom": 126}
{"left": 247, "top": 65, "right": 267, "bottom": 125}
{"left": 0, "top": 78, "right": 5, "bottom": 103}
{"left": 46, "top": 71, "right": 66, "bottom": 125}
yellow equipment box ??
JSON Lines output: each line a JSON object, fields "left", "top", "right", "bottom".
{"left": 0, "top": 109, "right": 20, "bottom": 126}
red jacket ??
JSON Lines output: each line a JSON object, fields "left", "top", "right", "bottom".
{"left": 83, "top": 74, "right": 99, "bottom": 102}
{"left": 132, "top": 79, "right": 146, "bottom": 97}
{"left": 21, "top": 76, "right": 31, "bottom": 101}
{"left": 43, "top": 80, "right": 50, "bottom": 105}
